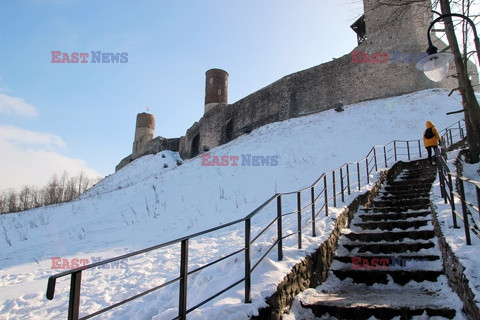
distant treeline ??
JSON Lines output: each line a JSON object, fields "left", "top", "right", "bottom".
{"left": 0, "top": 171, "right": 102, "bottom": 214}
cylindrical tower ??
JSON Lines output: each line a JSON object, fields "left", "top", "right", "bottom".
{"left": 204, "top": 68, "right": 229, "bottom": 113}
{"left": 132, "top": 112, "right": 155, "bottom": 156}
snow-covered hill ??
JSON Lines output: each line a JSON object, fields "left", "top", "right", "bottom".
{"left": 0, "top": 89, "right": 466, "bottom": 319}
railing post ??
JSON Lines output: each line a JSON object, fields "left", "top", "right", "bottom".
{"left": 244, "top": 219, "right": 251, "bottom": 303}
{"left": 449, "top": 129, "right": 453, "bottom": 146}
{"left": 476, "top": 185, "right": 480, "bottom": 220}
{"left": 179, "top": 239, "right": 189, "bottom": 320}
{"left": 332, "top": 171, "right": 337, "bottom": 207}
{"left": 346, "top": 164, "right": 351, "bottom": 195}
{"left": 459, "top": 121, "right": 464, "bottom": 139}
{"left": 438, "top": 163, "right": 446, "bottom": 202}
{"left": 311, "top": 186, "right": 316, "bottom": 237}
{"left": 407, "top": 141, "right": 411, "bottom": 161}
{"left": 448, "top": 173, "right": 458, "bottom": 228}
{"left": 458, "top": 179, "right": 472, "bottom": 245}
{"left": 277, "top": 195, "right": 283, "bottom": 260}
{"left": 384, "top": 145, "right": 388, "bottom": 168}
{"left": 297, "top": 192, "right": 302, "bottom": 249}
{"left": 418, "top": 140, "right": 422, "bottom": 158}
{"left": 365, "top": 158, "right": 370, "bottom": 184}
{"left": 394, "top": 141, "right": 398, "bottom": 161}
{"left": 340, "top": 167, "right": 345, "bottom": 203}
{"left": 357, "top": 162, "right": 361, "bottom": 191}
{"left": 68, "top": 271, "right": 82, "bottom": 320}
{"left": 373, "top": 147, "right": 378, "bottom": 171}
{"left": 324, "top": 175, "right": 329, "bottom": 217}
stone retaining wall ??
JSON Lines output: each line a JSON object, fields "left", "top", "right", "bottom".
{"left": 250, "top": 162, "right": 409, "bottom": 319}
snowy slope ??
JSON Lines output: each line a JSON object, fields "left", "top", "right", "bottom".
{"left": 0, "top": 89, "right": 467, "bottom": 319}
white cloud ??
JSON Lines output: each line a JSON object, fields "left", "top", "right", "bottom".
{"left": 0, "top": 125, "right": 102, "bottom": 190}
{"left": 0, "top": 93, "right": 38, "bottom": 117}
{"left": 0, "top": 125, "right": 66, "bottom": 148}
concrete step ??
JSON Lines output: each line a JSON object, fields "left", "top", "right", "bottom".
{"left": 331, "top": 269, "right": 443, "bottom": 285}
{"left": 300, "top": 289, "right": 456, "bottom": 319}
{"left": 357, "top": 210, "right": 431, "bottom": 222}
{"left": 377, "top": 189, "right": 431, "bottom": 198}
{"left": 343, "top": 230, "right": 434, "bottom": 242}
{"left": 372, "top": 198, "right": 430, "bottom": 208}
{"left": 353, "top": 219, "right": 430, "bottom": 231}
{"left": 334, "top": 254, "right": 440, "bottom": 265}
{"left": 362, "top": 204, "right": 431, "bottom": 213}
{"left": 342, "top": 241, "right": 435, "bottom": 254}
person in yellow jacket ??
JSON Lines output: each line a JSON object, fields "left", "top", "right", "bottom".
{"left": 423, "top": 120, "right": 441, "bottom": 165}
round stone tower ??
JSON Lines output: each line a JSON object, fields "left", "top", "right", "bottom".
{"left": 204, "top": 68, "right": 229, "bottom": 113}
{"left": 132, "top": 112, "right": 155, "bottom": 157}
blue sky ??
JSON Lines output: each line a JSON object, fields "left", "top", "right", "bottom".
{"left": 0, "top": 0, "right": 361, "bottom": 190}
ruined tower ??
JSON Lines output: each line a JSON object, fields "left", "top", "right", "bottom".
{"left": 204, "top": 68, "right": 229, "bottom": 113}
{"left": 132, "top": 112, "right": 155, "bottom": 158}
{"left": 361, "top": 0, "right": 432, "bottom": 51}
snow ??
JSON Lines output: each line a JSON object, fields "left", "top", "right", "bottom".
{"left": 0, "top": 88, "right": 475, "bottom": 319}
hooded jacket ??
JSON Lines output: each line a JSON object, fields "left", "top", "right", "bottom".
{"left": 423, "top": 121, "right": 441, "bottom": 147}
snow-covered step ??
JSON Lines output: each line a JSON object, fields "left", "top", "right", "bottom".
{"left": 341, "top": 240, "right": 435, "bottom": 254}
{"left": 331, "top": 269, "right": 443, "bottom": 285}
{"left": 299, "top": 288, "right": 456, "bottom": 319}
{"left": 352, "top": 218, "right": 431, "bottom": 231}
{"left": 357, "top": 210, "right": 431, "bottom": 222}
{"left": 343, "top": 230, "right": 435, "bottom": 242}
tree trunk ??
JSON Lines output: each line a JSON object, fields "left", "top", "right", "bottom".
{"left": 439, "top": 0, "right": 480, "bottom": 162}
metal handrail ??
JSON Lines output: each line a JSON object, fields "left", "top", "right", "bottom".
{"left": 46, "top": 120, "right": 466, "bottom": 320}
{"left": 436, "top": 138, "right": 480, "bottom": 245}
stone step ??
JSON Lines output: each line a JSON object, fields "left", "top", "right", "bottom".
{"left": 343, "top": 230, "right": 434, "bottom": 242}
{"left": 334, "top": 254, "right": 440, "bottom": 265}
{"left": 300, "top": 289, "right": 456, "bottom": 319}
{"left": 378, "top": 192, "right": 428, "bottom": 200}
{"left": 358, "top": 210, "right": 431, "bottom": 222}
{"left": 332, "top": 269, "right": 443, "bottom": 285}
{"left": 372, "top": 198, "right": 430, "bottom": 208}
{"left": 362, "top": 204, "right": 431, "bottom": 213}
{"left": 342, "top": 241, "right": 435, "bottom": 254}
{"left": 387, "top": 180, "right": 433, "bottom": 187}
{"left": 353, "top": 219, "right": 430, "bottom": 231}
{"left": 377, "top": 189, "right": 431, "bottom": 198}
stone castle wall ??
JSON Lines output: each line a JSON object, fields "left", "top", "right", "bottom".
{"left": 116, "top": 0, "right": 462, "bottom": 171}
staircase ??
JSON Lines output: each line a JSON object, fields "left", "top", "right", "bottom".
{"left": 298, "top": 160, "right": 465, "bottom": 319}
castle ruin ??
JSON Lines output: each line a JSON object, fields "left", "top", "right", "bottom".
{"left": 116, "top": 0, "right": 467, "bottom": 171}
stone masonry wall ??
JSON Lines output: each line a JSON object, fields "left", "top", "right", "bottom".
{"left": 430, "top": 204, "right": 480, "bottom": 319}
{"left": 250, "top": 161, "right": 410, "bottom": 320}
{"left": 116, "top": 0, "right": 463, "bottom": 170}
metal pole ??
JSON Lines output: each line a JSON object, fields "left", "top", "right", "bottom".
{"left": 373, "top": 147, "right": 378, "bottom": 171}
{"left": 332, "top": 171, "right": 337, "bottom": 207}
{"left": 346, "top": 164, "right": 351, "bottom": 195}
{"left": 297, "top": 192, "right": 302, "bottom": 249}
{"left": 394, "top": 141, "right": 398, "bottom": 161}
{"left": 324, "top": 175, "right": 329, "bottom": 216}
{"left": 458, "top": 179, "right": 472, "bottom": 245}
{"left": 68, "top": 271, "right": 82, "bottom": 320}
{"left": 244, "top": 219, "right": 251, "bottom": 303}
{"left": 340, "top": 167, "right": 344, "bottom": 203}
{"left": 384, "top": 145, "right": 388, "bottom": 167}
{"left": 179, "top": 239, "right": 189, "bottom": 320}
{"left": 407, "top": 141, "right": 411, "bottom": 161}
{"left": 418, "top": 140, "right": 422, "bottom": 158}
{"left": 366, "top": 158, "right": 370, "bottom": 184}
{"left": 357, "top": 162, "right": 361, "bottom": 191}
{"left": 477, "top": 185, "right": 480, "bottom": 221}
{"left": 311, "top": 186, "right": 316, "bottom": 237}
{"left": 448, "top": 173, "right": 458, "bottom": 228}
{"left": 277, "top": 195, "right": 283, "bottom": 260}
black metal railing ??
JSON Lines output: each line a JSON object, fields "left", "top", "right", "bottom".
{"left": 46, "top": 120, "right": 466, "bottom": 320}
{"left": 436, "top": 124, "right": 480, "bottom": 245}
